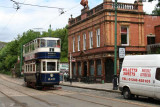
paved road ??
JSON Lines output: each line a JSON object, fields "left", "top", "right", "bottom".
{"left": 0, "top": 74, "right": 159, "bottom": 107}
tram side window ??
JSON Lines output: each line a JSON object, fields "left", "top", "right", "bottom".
{"left": 47, "top": 40, "right": 56, "bottom": 47}
{"left": 26, "top": 65, "right": 27, "bottom": 72}
{"left": 30, "top": 64, "right": 32, "bottom": 72}
{"left": 33, "top": 64, "right": 35, "bottom": 72}
{"left": 47, "top": 62, "right": 55, "bottom": 71}
{"left": 41, "top": 39, "right": 46, "bottom": 47}
{"left": 56, "top": 40, "right": 60, "bottom": 47}
{"left": 43, "top": 61, "right": 46, "bottom": 71}
{"left": 57, "top": 61, "right": 59, "bottom": 71}
{"left": 37, "top": 39, "right": 40, "bottom": 48}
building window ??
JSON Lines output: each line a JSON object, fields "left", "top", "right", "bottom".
{"left": 89, "top": 31, "right": 93, "bottom": 49}
{"left": 90, "top": 60, "right": 94, "bottom": 76}
{"left": 78, "top": 35, "right": 80, "bottom": 51}
{"left": 83, "top": 34, "right": 86, "bottom": 50}
{"left": 121, "top": 26, "right": 129, "bottom": 45}
{"left": 96, "top": 28, "right": 100, "bottom": 47}
{"left": 73, "top": 37, "right": 75, "bottom": 52}
{"left": 78, "top": 62, "right": 81, "bottom": 76}
{"left": 97, "top": 59, "right": 102, "bottom": 76}
{"left": 73, "top": 63, "right": 76, "bottom": 76}
{"left": 147, "top": 37, "right": 155, "bottom": 45}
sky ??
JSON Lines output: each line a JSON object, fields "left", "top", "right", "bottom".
{"left": 0, "top": 0, "right": 158, "bottom": 42}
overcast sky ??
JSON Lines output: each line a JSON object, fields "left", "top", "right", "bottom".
{"left": 0, "top": 0, "right": 158, "bottom": 42}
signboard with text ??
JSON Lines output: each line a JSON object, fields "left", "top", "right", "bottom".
{"left": 119, "top": 47, "right": 125, "bottom": 58}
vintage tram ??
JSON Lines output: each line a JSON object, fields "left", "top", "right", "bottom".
{"left": 23, "top": 37, "right": 61, "bottom": 89}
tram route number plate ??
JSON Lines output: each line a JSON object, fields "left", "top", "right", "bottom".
{"left": 48, "top": 78, "right": 55, "bottom": 81}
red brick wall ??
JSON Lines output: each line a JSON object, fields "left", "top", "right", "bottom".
{"left": 155, "top": 26, "right": 160, "bottom": 43}
{"left": 144, "top": 16, "right": 160, "bottom": 37}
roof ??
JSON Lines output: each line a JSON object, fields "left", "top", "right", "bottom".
{"left": 122, "top": 54, "right": 160, "bottom": 67}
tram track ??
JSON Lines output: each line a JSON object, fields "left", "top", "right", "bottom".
{"left": 0, "top": 88, "right": 27, "bottom": 107}
{"left": 0, "top": 75, "right": 157, "bottom": 107}
{"left": 0, "top": 77, "right": 59, "bottom": 107}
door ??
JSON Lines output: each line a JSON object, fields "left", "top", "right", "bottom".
{"left": 105, "top": 59, "right": 114, "bottom": 83}
{"left": 155, "top": 68, "right": 160, "bottom": 99}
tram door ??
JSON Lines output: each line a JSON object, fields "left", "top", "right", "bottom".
{"left": 105, "top": 59, "right": 114, "bottom": 83}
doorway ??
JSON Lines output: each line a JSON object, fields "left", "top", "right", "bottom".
{"left": 105, "top": 58, "right": 114, "bottom": 82}
{"left": 83, "top": 61, "right": 87, "bottom": 77}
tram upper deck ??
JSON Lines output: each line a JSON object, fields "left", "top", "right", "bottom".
{"left": 23, "top": 37, "right": 61, "bottom": 61}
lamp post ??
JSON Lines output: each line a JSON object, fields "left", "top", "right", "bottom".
{"left": 113, "top": 0, "right": 118, "bottom": 90}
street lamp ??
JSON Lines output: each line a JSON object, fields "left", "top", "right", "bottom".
{"left": 113, "top": 0, "right": 118, "bottom": 90}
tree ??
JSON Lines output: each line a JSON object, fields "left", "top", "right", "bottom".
{"left": 152, "top": 7, "right": 160, "bottom": 15}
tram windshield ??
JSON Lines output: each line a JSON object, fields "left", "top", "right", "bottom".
{"left": 47, "top": 40, "right": 56, "bottom": 47}
{"left": 47, "top": 62, "right": 56, "bottom": 71}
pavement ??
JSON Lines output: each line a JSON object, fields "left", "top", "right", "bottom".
{"left": 60, "top": 81, "right": 120, "bottom": 93}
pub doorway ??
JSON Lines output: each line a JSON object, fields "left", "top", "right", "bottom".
{"left": 83, "top": 61, "right": 87, "bottom": 77}
{"left": 105, "top": 58, "right": 114, "bottom": 82}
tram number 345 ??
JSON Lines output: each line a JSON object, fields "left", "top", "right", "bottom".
{"left": 48, "top": 78, "right": 55, "bottom": 81}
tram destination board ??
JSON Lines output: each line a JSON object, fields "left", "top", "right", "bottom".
{"left": 48, "top": 52, "right": 56, "bottom": 56}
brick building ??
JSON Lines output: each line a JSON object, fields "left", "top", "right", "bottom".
{"left": 68, "top": 0, "right": 160, "bottom": 83}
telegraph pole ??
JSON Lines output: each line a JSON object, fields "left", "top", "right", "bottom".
{"left": 20, "top": 44, "right": 23, "bottom": 75}
{"left": 113, "top": 0, "right": 118, "bottom": 90}
{"left": 70, "top": 52, "right": 72, "bottom": 85}
{"left": 49, "top": 24, "right": 51, "bottom": 37}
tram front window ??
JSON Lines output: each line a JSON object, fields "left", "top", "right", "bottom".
{"left": 47, "top": 40, "right": 56, "bottom": 47}
{"left": 47, "top": 62, "right": 56, "bottom": 71}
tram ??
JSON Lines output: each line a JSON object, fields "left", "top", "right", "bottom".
{"left": 23, "top": 37, "right": 61, "bottom": 89}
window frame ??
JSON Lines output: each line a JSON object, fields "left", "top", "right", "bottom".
{"left": 78, "top": 35, "right": 80, "bottom": 51}
{"left": 121, "top": 26, "right": 129, "bottom": 46}
{"left": 96, "top": 28, "right": 100, "bottom": 47}
{"left": 73, "top": 37, "right": 75, "bottom": 52}
{"left": 89, "top": 31, "right": 93, "bottom": 49}
{"left": 83, "top": 33, "right": 86, "bottom": 50}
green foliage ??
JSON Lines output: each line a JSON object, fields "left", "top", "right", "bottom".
{"left": 152, "top": 7, "right": 160, "bottom": 15}
{"left": 0, "top": 26, "right": 68, "bottom": 75}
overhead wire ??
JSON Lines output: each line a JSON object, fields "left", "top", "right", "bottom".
{"left": 40, "top": 4, "right": 81, "bottom": 28}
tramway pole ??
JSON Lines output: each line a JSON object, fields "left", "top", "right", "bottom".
{"left": 113, "top": 0, "right": 118, "bottom": 90}
{"left": 20, "top": 44, "right": 23, "bottom": 75}
{"left": 70, "top": 52, "right": 72, "bottom": 85}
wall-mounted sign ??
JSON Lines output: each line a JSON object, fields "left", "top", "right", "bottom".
{"left": 119, "top": 47, "right": 125, "bottom": 58}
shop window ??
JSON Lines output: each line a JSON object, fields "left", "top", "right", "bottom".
{"left": 90, "top": 60, "right": 94, "bottom": 76}
{"left": 78, "top": 62, "right": 81, "bottom": 76}
{"left": 73, "top": 63, "right": 76, "bottom": 76}
{"left": 97, "top": 59, "right": 102, "bottom": 76}
{"left": 121, "top": 26, "right": 129, "bottom": 45}
{"left": 156, "top": 68, "right": 160, "bottom": 81}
